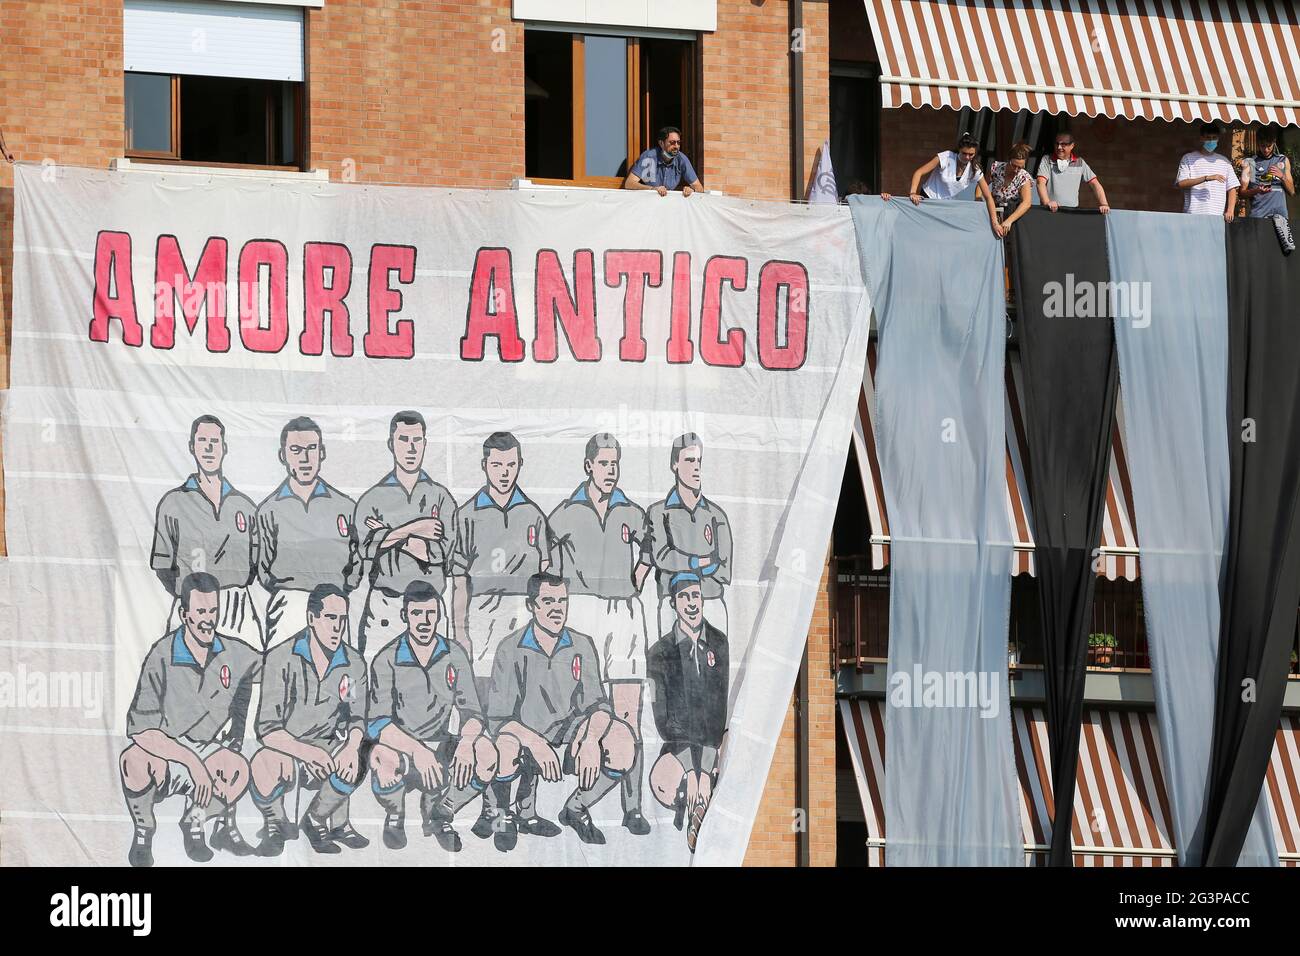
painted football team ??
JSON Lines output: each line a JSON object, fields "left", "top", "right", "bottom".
{"left": 123, "top": 413, "right": 732, "bottom": 864}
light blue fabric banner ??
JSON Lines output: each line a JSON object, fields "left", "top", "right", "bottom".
{"left": 848, "top": 196, "right": 1021, "bottom": 866}
{"left": 1107, "top": 209, "right": 1276, "bottom": 867}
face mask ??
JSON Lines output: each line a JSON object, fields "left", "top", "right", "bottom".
{"left": 1203, "top": 140, "right": 1219, "bottom": 152}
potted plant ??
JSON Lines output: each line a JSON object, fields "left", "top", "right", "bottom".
{"left": 1088, "top": 633, "right": 1117, "bottom": 668}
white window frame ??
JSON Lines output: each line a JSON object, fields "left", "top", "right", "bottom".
{"left": 513, "top": 1, "right": 716, "bottom": 33}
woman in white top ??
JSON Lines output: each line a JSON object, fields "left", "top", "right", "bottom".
{"left": 883, "top": 133, "right": 1005, "bottom": 237}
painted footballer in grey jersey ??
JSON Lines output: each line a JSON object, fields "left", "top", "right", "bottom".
{"left": 645, "top": 433, "right": 733, "bottom": 638}
{"left": 366, "top": 580, "right": 498, "bottom": 853}
{"left": 256, "top": 416, "right": 363, "bottom": 649}
{"left": 151, "top": 415, "right": 261, "bottom": 645}
{"left": 486, "top": 573, "right": 638, "bottom": 850}
{"left": 548, "top": 433, "right": 654, "bottom": 834}
{"left": 120, "top": 572, "right": 261, "bottom": 867}
{"left": 249, "top": 583, "right": 371, "bottom": 857}
{"left": 354, "top": 411, "right": 458, "bottom": 655}
{"left": 451, "top": 431, "right": 553, "bottom": 677}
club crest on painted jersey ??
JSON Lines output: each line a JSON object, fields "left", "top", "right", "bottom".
{"left": 446, "top": 663, "right": 457, "bottom": 689}
{"left": 235, "top": 511, "right": 247, "bottom": 533}
{"left": 572, "top": 655, "right": 582, "bottom": 682}
{"left": 621, "top": 523, "right": 631, "bottom": 543}
{"left": 706, "top": 650, "right": 716, "bottom": 668}
{"left": 704, "top": 523, "right": 714, "bottom": 545}
{"left": 337, "top": 515, "right": 350, "bottom": 538}
{"left": 339, "top": 674, "right": 353, "bottom": 700}
{"left": 431, "top": 505, "right": 439, "bottom": 519}
{"left": 528, "top": 524, "right": 537, "bottom": 547}
{"left": 220, "top": 664, "right": 231, "bottom": 688}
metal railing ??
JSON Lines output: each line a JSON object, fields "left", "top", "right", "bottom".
{"left": 833, "top": 554, "right": 1300, "bottom": 675}
{"left": 833, "top": 555, "right": 890, "bottom": 669}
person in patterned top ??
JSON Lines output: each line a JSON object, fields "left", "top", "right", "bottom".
{"left": 988, "top": 141, "right": 1035, "bottom": 236}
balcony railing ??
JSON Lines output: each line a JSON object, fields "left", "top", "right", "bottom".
{"left": 833, "top": 554, "right": 1300, "bottom": 676}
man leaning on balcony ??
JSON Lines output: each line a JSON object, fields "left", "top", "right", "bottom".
{"left": 624, "top": 126, "right": 705, "bottom": 197}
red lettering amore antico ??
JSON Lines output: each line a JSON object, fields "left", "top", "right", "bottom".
{"left": 86, "top": 234, "right": 810, "bottom": 370}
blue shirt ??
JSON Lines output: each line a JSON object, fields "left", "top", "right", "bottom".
{"left": 630, "top": 147, "right": 699, "bottom": 190}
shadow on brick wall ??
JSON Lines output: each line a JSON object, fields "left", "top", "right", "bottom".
{"left": 1, "top": 184, "right": 12, "bottom": 387}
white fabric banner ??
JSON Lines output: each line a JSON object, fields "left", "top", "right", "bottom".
{"left": 1, "top": 165, "right": 869, "bottom": 867}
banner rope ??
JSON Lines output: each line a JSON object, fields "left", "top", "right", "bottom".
{"left": 2, "top": 160, "right": 847, "bottom": 208}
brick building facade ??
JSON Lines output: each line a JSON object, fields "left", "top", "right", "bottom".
{"left": 0, "top": 0, "right": 837, "bottom": 866}
{"left": 1, "top": 0, "right": 1279, "bottom": 867}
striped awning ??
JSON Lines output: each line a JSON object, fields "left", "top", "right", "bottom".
{"left": 852, "top": 341, "right": 891, "bottom": 570}
{"left": 1012, "top": 703, "right": 1176, "bottom": 865}
{"left": 840, "top": 696, "right": 887, "bottom": 867}
{"left": 1004, "top": 356, "right": 1037, "bottom": 575}
{"left": 1268, "top": 714, "right": 1300, "bottom": 866}
{"left": 853, "top": 348, "right": 1141, "bottom": 579}
{"left": 840, "top": 698, "right": 1300, "bottom": 865}
{"left": 1103, "top": 398, "right": 1141, "bottom": 581}
{"left": 863, "top": 0, "right": 1300, "bottom": 126}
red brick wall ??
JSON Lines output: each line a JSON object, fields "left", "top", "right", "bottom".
{"left": 306, "top": 1, "right": 523, "bottom": 187}
{"left": 802, "top": 2, "right": 831, "bottom": 195}
{"left": 702, "top": 0, "right": 829, "bottom": 201}
{"left": 744, "top": 557, "right": 837, "bottom": 867}
{"left": 829, "top": 0, "right": 874, "bottom": 63}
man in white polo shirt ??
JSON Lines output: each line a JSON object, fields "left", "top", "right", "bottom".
{"left": 1176, "top": 123, "right": 1240, "bottom": 221}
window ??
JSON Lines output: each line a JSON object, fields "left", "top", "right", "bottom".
{"left": 123, "top": 0, "right": 306, "bottom": 169}
{"left": 513, "top": 0, "right": 717, "bottom": 32}
{"left": 524, "top": 29, "right": 699, "bottom": 187}
{"left": 126, "top": 73, "right": 303, "bottom": 167}
{"left": 830, "top": 61, "right": 882, "bottom": 195}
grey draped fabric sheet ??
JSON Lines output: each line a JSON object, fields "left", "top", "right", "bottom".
{"left": 1203, "top": 219, "right": 1300, "bottom": 866}
{"left": 1106, "top": 210, "right": 1276, "bottom": 867}
{"left": 849, "top": 196, "right": 1021, "bottom": 867}
{"left": 1009, "top": 209, "right": 1119, "bottom": 867}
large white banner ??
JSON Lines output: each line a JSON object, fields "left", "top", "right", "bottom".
{"left": 1, "top": 165, "right": 868, "bottom": 867}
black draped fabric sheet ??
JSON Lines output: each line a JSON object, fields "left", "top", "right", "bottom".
{"left": 1204, "top": 218, "right": 1300, "bottom": 866}
{"left": 1009, "top": 209, "right": 1119, "bottom": 866}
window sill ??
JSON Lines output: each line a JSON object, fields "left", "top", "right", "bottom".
{"left": 112, "top": 158, "right": 328, "bottom": 182}
{"left": 221, "top": 0, "right": 323, "bottom": 7}
{"left": 513, "top": 177, "right": 723, "bottom": 196}
{"left": 514, "top": 177, "right": 619, "bottom": 190}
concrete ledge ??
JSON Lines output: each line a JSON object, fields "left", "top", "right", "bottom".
{"left": 111, "top": 158, "right": 328, "bottom": 181}
{"left": 837, "top": 664, "right": 1300, "bottom": 712}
